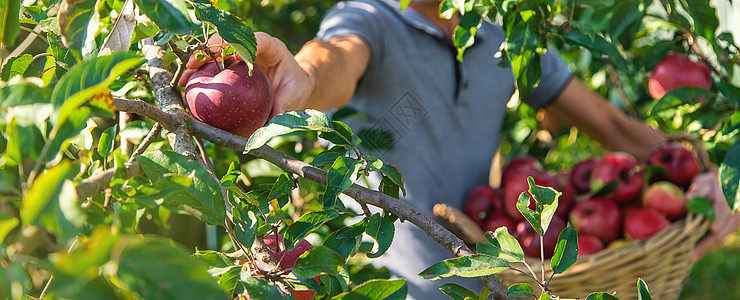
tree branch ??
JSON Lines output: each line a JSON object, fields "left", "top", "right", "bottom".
{"left": 112, "top": 97, "right": 510, "bottom": 299}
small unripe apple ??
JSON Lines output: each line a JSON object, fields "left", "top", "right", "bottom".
{"left": 185, "top": 61, "right": 273, "bottom": 138}
{"left": 648, "top": 52, "right": 712, "bottom": 99}
{"left": 643, "top": 181, "right": 688, "bottom": 220}
{"left": 624, "top": 208, "right": 670, "bottom": 241}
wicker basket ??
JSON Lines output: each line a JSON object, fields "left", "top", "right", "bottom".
{"left": 433, "top": 204, "right": 710, "bottom": 299}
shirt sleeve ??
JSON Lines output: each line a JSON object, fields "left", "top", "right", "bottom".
{"left": 521, "top": 49, "right": 574, "bottom": 109}
{"left": 315, "top": 0, "right": 387, "bottom": 66}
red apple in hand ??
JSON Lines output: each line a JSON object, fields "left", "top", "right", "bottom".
{"left": 262, "top": 234, "right": 313, "bottom": 272}
{"left": 570, "top": 158, "right": 597, "bottom": 194}
{"left": 643, "top": 182, "right": 688, "bottom": 220}
{"left": 578, "top": 234, "right": 605, "bottom": 257}
{"left": 569, "top": 198, "right": 623, "bottom": 244}
{"left": 481, "top": 212, "right": 518, "bottom": 234}
{"left": 624, "top": 208, "right": 670, "bottom": 241}
{"left": 185, "top": 61, "right": 273, "bottom": 138}
{"left": 463, "top": 185, "right": 504, "bottom": 226}
{"left": 590, "top": 153, "right": 643, "bottom": 205}
{"left": 648, "top": 52, "right": 712, "bottom": 99}
{"left": 516, "top": 215, "right": 566, "bottom": 259}
{"left": 647, "top": 143, "right": 700, "bottom": 188}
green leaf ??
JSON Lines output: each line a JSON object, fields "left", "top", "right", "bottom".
{"left": 720, "top": 142, "right": 740, "bottom": 211}
{"left": 48, "top": 33, "right": 77, "bottom": 75}
{"left": 4, "top": 117, "right": 35, "bottom": 165}
{"left": 506, "top": 283, "right": 534, "bottom": 298}
{"left": 551, "top": 223, "right": 578, "bottom": 274}
{"left": 517, "top": 192, "right": 541, "bottom": 235}
{"left": 453, "top": 6, "right": 487, "bottom": 61}
{"left": 133, "top": 0, "right": 195, "bottom": 35}
{"left": 324, "top": 220, "right": 366, "bottom": 259}
{"left": 232, "top": 208, "right": 257, "bottom": 249}
{"left": 637, "top": 278, "right": 652, "bottom": 300}
{"left": 418, "top": 254, "right": 510, "bottom": 280}
{"left": 680, "top": 0, "right": 718, "bottom": 40}
{"left": 293, "top": 246, "right": 345, "bottom": 278}
{"left": 440, "top": 283, "right": 479, "bottom": 300}
{"left": 135, "top": 150, "right": 226, "bottom": 225}
{"left": 284, "top": 210, "right": 339, "bottom": 251}
{"left": 365, "top": 213, "right": 395, "bottom": 258}
{"left": 0, "top": 0, "right": 21, "bottom": 47}
{"left": 21, "top": 161, "right": 73, "bottom": 225}
{"left": 116, "top": 236, "right": 224, "bottom": 300}
{"left": 324, "top": 156, "right": 363, "bottom": 209}
{"left": 0, "top": 82, "right": 51, "bottom": 108}
{"left": 193, "top": 250, "right": 233, "bottom": 269}
{"left": 131, "top": 21, "right": 160, "bottom": 44}
{"left": 528, "top": 176, "right": 560, "bottom": 234}
{"left": 688, "top": 196, "right": 716, "bottom": 220}
{"left": 244, "top": 110, "right": 332, "bottom": 153}
{"left": 0, "top": 218, "right": 19, "bottom": 244}
{"left": 97, "top": 125, "right": 116, "bottom": 158}
{"left": 585, "top": 292, "right": 619, "bottom": 300}
{"left": 57, "top": 0, "right": 100, "bottom": 57}
{"left": 399, "top": 0, "right": 411, "bottom": 10}
{"left": 216, "top": 266, "right": 241, "bottom": 297}
{"left": 331, "top": 279, "right": 407, "bottom": 300}
{"left": 268, "top": 172, "right": 294, "bottom": 207}
{"left": 51, "top": 51, "right": 144, "bottom": 126}
{"left": 380, "top": 163, "right": 405, "bottom": 196}
{"left": 313, "top": 147, "right": 348, "bottom": 169}
{"left": 1, "top": 54, "right": 33, "bottom": 81}
{"left": 540, "top": 294, "right": 553, "bottom": 300}
{"left": 492, "top": 227, "right": 524, "bottom": 260}
{"left": 191, "top": 0, "right": 257, "bottom": 65}
{"left": 240, "top": 277, "right": 285, "bottom": 300}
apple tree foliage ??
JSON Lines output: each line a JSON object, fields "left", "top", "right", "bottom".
{"left": 0, "top": 0, "right": 736, "bottom": 300}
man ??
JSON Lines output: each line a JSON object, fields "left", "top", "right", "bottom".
{"left": 180, "top": 0, "right": 738, "bottom": 298}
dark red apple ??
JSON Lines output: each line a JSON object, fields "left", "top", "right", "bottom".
{"left": 502, "top": 156, "right": 542, "bottom": 182}
{"left": 515, "top": 215, "right": 566, "bottom": 259}
{"left": 590, "top": 152, "right": 643, "bottom": 205}
{"left": 503, "top": 171, "right": 559, "bottom": 221}
{"left": 643, "top": 181, "right": 688, "bottom": 220}
{"left": 647, "top": 143, "right": 700, "bottom": 188}
{"left": 570, "top": 158, "right": 597, "bottom": 194}
{"left": 463, "top": 185, "right": 504, "bottom": 226}
{"left": 569, "top": 198, "right": 623, "bottom": 244}
{"left": 648, "top": 52, "right": 712, "bottom": 99}
{"left": 481, "top": 212, "right": 518, "bottom": 234}
{"left": 262, "top": 234, "right": 313, "bottom": 272}
{"left": 185, "top": 61, "right": 273, "bottom": 138}
{"left": 555, "top": 172, "right": 576, "bottom": 219}
{"left": 577, "top": 234, "right": 605, "bottom": 257}
{"left": 624, "top": 208, "right": 670, "bottom": 241}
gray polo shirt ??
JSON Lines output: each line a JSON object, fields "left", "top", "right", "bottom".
{"left": 316, "top": 0, "right": 573, "bottom": 298}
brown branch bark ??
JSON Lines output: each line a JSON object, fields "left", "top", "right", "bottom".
{"left": 112, "top": 97, "right": 510, "bottom": 299}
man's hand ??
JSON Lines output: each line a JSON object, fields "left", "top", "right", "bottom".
{"left": 177, "top": 32, "right": 314, "bottom": 118}
{"left": 687, "top": 168, "right": 740, "bottom": 262}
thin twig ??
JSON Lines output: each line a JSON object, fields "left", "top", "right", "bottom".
{"left": 38, "top": 237, "right": 79, "bottom": 299}
{"left": 127, "top": 123, "right": 162, "bottom": 163}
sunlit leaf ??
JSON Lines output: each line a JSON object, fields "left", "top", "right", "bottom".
{"left": 133, "top": 0, "right": 195, "bottom": 35}
{"left": 419, "top": 254, "right": 509, "bottom": 280}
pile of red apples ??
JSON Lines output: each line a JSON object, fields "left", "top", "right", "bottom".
{"left": 463, "top": 143, "right": 701, "bottom": 259}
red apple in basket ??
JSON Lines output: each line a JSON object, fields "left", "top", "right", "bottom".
{"left": 516, "top": 215, "right": 566, "bottom": 259}
{"left": 624, "top": 208, "right": 670, "bottom": 241}
{"left": 463, "top": 185, "right": 504, "bottom": 226}
{"left": 482, "top": 212, "right": 518, "bottom": 235}
{"left": 570, "top": 158, "right": 597, "bottom": 194}
{"left": 555, "top": 171, "right": 576, "bottom": 219}
{"left": 501, "top": 155, "right": 542, "bottom": 182}
{"left": 643, "top": 181, "right": 688, "bottom": 221}
{"left": 185, "top": 61, "right": 273, "bottom": 138}
{"left": 578, "top": 234, "right": 605, "bottom": 257}
{"left": 648, "top": 52, "right": 712, "bottom": 100}
{"left": 590, "top": 152, "right": 643, "bottom": 205}
{"left": 569, "top": 198, "right": 623, "bottom": 244}
{"left": 647, "top": 142, "right": 700, "bottom": 188}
